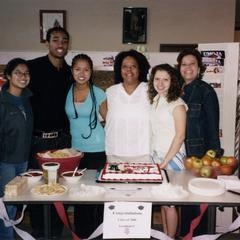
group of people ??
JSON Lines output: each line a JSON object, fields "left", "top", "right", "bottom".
{"left": 0, "top": 26, "right": 222, "bottom": 240}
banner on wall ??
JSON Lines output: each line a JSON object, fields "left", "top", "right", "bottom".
{"left": 201, "top": 50, "right": 225, "bottom": 88}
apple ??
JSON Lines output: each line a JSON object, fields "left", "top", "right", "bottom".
{"left": 219, "top": 156, "right": 228, "bottom": 165}
{"left": 226, "top": 156, "right": 238, "bottom": 168}
{"left": 220, "top": 165, "right": 233, "bottom": 175}
{"left": 191, "top": 167, "right": 201, "bottom": 177}
{"left": 206, "top": 149, "right": 216, "bottom": 159}
{"left": 211, "top": 159, "right": 221, "bottom": 168}
{"left": 200, "top": 166, "right": 212, "bottom": 178}
{"left": 192, "top": 158, "right": 203, "bottom": 169}
{"left": 202, "top": 155, "right": 212, "bottom": 166}
{"left": 184, "top": 156, "right": 195, "bottom": 170}
{"left": 211, "top": 167, "right": 221, "bottom": 178}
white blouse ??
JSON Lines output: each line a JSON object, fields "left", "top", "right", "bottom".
{"left": 150, "top": 96, "right": 187, "bottom": 157}
{"left": 105, "top": 82, "right": 150, "bottom": 157}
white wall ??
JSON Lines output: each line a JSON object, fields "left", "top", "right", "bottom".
{"left": 0, "top": 0, "right": 236, "bottom": 52}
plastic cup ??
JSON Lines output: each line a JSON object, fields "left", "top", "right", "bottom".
{"left": 42, "top": 162, "right": 60, "bottom": 184}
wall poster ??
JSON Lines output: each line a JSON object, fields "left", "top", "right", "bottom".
{"left": 201, "top": 50, "right": 225, "bottom": 88}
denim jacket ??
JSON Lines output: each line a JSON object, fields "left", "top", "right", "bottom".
{"left": 182, "top": 78, "right": 222, "bottom": 157}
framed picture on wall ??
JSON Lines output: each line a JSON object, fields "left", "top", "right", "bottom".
{"left": 122, "top": 7, "right": 147, "bottom": 44}
{"left": 40, "top": 10, "right": 66, "bottom": 43}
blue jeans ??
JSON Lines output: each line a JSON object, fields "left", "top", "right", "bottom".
{"left": 0, "top": 161, "right": 28, "bottom": 240}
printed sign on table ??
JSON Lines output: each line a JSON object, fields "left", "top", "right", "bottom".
{"left": 103, "top": 202, "right": 152, "bottom": 239}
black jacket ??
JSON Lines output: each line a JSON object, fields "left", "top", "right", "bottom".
{"left": 0, "top": 83, "right": 33, "bottom": 163}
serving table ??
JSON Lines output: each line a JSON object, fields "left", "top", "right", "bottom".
{"left": 3, "top": 170, "right": 240, "bottom": 239}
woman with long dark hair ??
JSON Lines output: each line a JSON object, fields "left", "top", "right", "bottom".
{"left": 65, "top": 53, "right": 107, "bottom": 168}
{"left": 65, "top": 53, "right": 107, "bottom": 238}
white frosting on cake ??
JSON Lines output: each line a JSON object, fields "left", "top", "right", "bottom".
{"left": 100, "top": 163, "right": 162, "bottom": 182}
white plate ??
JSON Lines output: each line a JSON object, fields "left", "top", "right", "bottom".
{"left": 188, "top": 178, "right": 225, "bottom": 196}
{"left": 31, "top": 184, "right": 67, "bottom": 197}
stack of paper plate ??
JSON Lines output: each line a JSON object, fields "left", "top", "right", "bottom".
{"left": 188, "top": 178, "right": 225, "bottom": 196}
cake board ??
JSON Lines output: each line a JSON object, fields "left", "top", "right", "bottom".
{"left": 96, "top": 168, "right": 169, "bottom": 184}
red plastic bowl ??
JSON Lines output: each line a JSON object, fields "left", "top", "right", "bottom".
{"left": 36, "top": 150, "right": 84, "bottom": 174}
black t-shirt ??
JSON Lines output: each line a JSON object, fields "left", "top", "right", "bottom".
{"left": 28, "top": 55, "right": 72, "bottom": 132}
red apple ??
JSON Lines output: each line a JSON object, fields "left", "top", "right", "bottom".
{"left": 220, "top": 165, "right": 233, "bottom": 175}
{"left": 200, "top": 166, "right": 212, "bottom": 178}
{"left": 206, "top": 149, "right": 216, "bottom": 159}
{"left": 226, "top": 156, "right": 238, "bottom": 168}
{"left": 211, "top": 167, "right": 221, "bottom": 178}
{"left": 191, "top": 167, "right": 201, "bottom": 177}
{"left": 202, "top": 155, "right": 212, "bottom": 166}
{"left": 211, "top": 159, "right": 221, "bottom": 168}
{"left": 184, "top": 156, "right": 194, "bottom": 170}
{"left": 192, "top": 158, "right": 203, "bottom": 169}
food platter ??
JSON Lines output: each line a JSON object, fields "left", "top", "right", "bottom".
{"left": 31, "top": 183, "right": 67, "bottom": 197}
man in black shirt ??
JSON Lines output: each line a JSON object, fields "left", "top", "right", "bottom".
{"left": 27, "top": 27, "right": 72, "bottom": 239}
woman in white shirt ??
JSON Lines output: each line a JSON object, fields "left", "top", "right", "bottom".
{"left": 105, "top": 49, "right": 151, "bottom": 163}
{"left": 148, "top": 64, "right": 187, "bottom": 238}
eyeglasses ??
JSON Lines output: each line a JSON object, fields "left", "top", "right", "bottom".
{"left": 13, "top": 70, "right": 30, "bottom": 77}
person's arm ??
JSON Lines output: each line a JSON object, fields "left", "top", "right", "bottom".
{"left": 203, "top": 89, "right": 222, "bottom": 155}
{"left": 99, "top": 99, "right": 107, "bottom": 121}
{"left": 160, "top": 105, "right": 186, "bottom": 169}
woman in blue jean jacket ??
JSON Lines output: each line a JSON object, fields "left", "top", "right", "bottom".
{"left": 177, "top": 48, "right": 223, "bottom": 158}
{"left": 176, "top": 49, "right": 223, "bottom": 237}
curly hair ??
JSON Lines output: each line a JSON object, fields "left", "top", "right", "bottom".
{"left": 148, "top": 64, "right": 181, "bottom": 104}
{"left": 113, "top": 49, "right": 150, "bottom": 84}
{"left": 176, "top": 48, "right": 206, "bottom": 80}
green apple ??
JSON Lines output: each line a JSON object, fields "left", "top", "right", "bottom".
{"left": 220, "top": 156, "right": 228, "bottom": 165}
{"left": 200, "top": 166, "right": 213, "bottom": 178}
{"left": 192, "top": 158, "right": 203, "bottom": 169}
{"left": 206, "top": 149, "right": 216, "bottom": 159}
